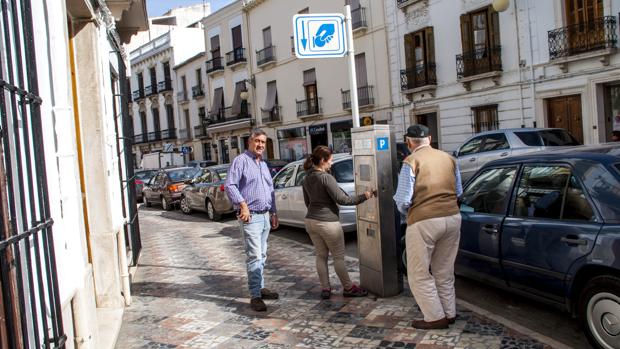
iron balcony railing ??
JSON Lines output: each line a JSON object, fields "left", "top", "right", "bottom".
{"left": 548, "top": 16, "right": 617, "bottom": 60}
{"left": 400, "top": 63, "right": 437, "bottom": 90}
{"left": 132, "top": 88, "right": 145, "bottom": 101}
{"left": 178, "top": 128, "right": 189, "bottom": 140}
{"left": 192, "top": 85, "right": 204, "bottom": 98}
{"left": 177, "top": 91, "right": 189, "bottom": 102}
{"left": 145, "top": 84, "right": 157, "bottom": 96}
{"left": 351, "top": 7, "right": 367, "bottom": 31}
{"left": 157, "top": 79, "right": 173, "bottom": 92}
{"left": 342, "top": 86, "right": 374, "bottom": 109}
{"left": 226, "top": 47, "right": 247, "bottom": 66}
{"left": 296, "top": 97, "right": 322, "bottom": 117}
{"left": 147, "top": 130, "right": 161, "bottom": 142}
{"left": 161, "top": 128, "right": 177, "bottom": 140}
{"left": 206, "top": 56, "right": 224, "bottom": 73}
{"left": 133, "top": 133, "right": 148, "bottom": 144}
{"left": 256, "top": 45, "right": 276, "bottom": 66}
{"left": 456, "top": 46, "right": 502, "bottom": 79}
{"left": 396, "top": 0, "right": 417, "bottom": 8}
{"left": 194, "top": 125, "right": 207, "bottom": 138}
{"left": 208, "top": 104, "right": 252, "bottom": 126}
{"left": 262, "top": 105, "right": 282, "bottom": 123}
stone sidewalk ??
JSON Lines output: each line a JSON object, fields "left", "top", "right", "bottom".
{"left": 116, "top": 209, "right": 556, "bottom": 349}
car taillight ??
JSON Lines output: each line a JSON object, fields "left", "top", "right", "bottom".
{"left": 220, "top": 184, "right": 225, "bottom": 192}
{"left": 135, "top": 179, "right": 143, "bottom": 185}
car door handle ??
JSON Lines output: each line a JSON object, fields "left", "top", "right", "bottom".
{"left": 481, "top": 224, "right": 498, "bottom": 234}
{"left": 500, "top": 152, "right": 509, "bottom": 157}
{"left": 561, "top": 236, "right": 587, "bottom": 246}
{"left": 469, "top": 157, "right": 476, "bottom": 162}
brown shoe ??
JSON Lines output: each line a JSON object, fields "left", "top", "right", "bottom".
{"left": 250, "top": 297, "right": 267, "bottom": 311}
{"left": 447, "top": 316, "right": 456, "bottom": 324}
{"left": 260, "top": 288, "right": 279, "bottom": 300}
{"left": 411, "top": 317, "right": 449, "bottom": 329}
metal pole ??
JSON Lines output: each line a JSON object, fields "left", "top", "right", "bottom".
{"left": 345, "top": 5, "right": 360, "bottom": 128}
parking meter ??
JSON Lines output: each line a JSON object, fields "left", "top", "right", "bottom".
{"left": 351, "top": 125, "right": 403, "bottom": 297}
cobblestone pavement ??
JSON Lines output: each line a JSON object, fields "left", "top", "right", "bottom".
{"left": 116, "top": 208, "right": 556, "bottom": 349}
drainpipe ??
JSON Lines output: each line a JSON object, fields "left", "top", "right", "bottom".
{"left": 117, "top": 225, "right": 131, "bottom": 305}
{"left": 525, "top": 0, "right": 537, "bottom": 126}
{"left": 513, "top": 0, "right": 526, "bottom": 127}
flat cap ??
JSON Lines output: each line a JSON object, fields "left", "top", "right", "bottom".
{"left": 405, "top": 124, "right": 430, "bottom": 138}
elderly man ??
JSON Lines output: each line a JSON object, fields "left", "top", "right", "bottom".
{"left": 393, "top": 125, "right": 463, "bottom": 329}
{"left": 225, "top": 129, "right": 279, "bottom": 311}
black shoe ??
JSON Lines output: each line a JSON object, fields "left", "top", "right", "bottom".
{"left": 320, "top": 288, "right": 332, "bottom": 300}
{"left": 260, "top": 288, "right": 279, "bottom": 300}
{"left": 447, "top": 316, "right": 456, "bottom": 324}
{"left": 411, "top": 317, "right": 449, "bottom": 329}
{"left": 250, "top": 297, "right": 267, "bottom": 311}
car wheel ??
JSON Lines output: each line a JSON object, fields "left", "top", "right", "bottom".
{"left": 143, "top": 194, "right": 151, "bottom": 207}
{"left": 206, "top": 199, "right": 220, "bottom": 221}
{"left": 579, "top": 275, "right": 620, "bottom": 349}
{"left": 161, "top": 196, "right": 172, "bottom": 211}
{"left": 180, "top": 196, "right": 192, "bottom": 215}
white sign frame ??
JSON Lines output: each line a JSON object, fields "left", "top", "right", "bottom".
{"left": 293, "top": 13, "right": 347, "bottom": 59}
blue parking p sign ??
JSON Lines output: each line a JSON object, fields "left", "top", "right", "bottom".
{"left": 376, "top": 137, "right": 389, "bottom": 151}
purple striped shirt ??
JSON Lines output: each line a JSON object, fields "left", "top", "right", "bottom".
{"left": 225, "top": 150, "right": 276, "bottom": 213}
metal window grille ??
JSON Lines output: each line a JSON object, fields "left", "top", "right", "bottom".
{"left": 0, "top": 0, "right": 66, "bottom": 347}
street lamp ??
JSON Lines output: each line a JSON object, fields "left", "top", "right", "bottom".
{"left": 492, "top": 0, "right": 509, "bottom": 12}
{"left": 239, "top": 76, "right": 255, "bottom": 101}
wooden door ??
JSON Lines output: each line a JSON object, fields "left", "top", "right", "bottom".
{"left": 547, "top": 95, "right": 583, "bottom": 143}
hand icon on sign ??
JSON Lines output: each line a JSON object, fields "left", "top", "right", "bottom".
{"left": 313, "top": 23, "right": 335, "bottom": 48}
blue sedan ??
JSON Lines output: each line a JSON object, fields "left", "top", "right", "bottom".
{"left": 457, "top": 144, "right": 620, "bottom": 349}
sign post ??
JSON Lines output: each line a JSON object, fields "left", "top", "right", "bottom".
{"left": 292, "top": 5, "right": 360, "bottom": 127}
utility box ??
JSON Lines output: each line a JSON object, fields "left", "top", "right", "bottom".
{"left": 351, "top": 124, "right": 402, "bottom": 297}
{"left": 140, "top": 151, "right": 184, "bottom": 169}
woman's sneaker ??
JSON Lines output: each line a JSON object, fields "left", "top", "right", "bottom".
{"left": 320, "top": 288, "right": 332, "bottom": 300}
{"left": 343, "top": 284, "right": 368, "bottom": 297}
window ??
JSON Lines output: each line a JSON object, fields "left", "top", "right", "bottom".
{"left": 403, "top": 27, "right": 435, "bottom": 88}
{"left": 514, "top": 131, "right": 543, "bottom": 146}
{"left": 137, "top": 72, "right": 144, "bottom": 91}
{"left": 458, "top": 6, "right": 501, "bottom": 77}
{"left": 295, "top": 168, "right": 307, "bottom": 186}
{"left": 332, "top": 159, "right": 354, "bottom": 183}
{"left": 480, "top": 133, "right": 509, "bottom": 152}
{"left": 458, "top": 136, "right": 483, "bottom": 156}
{"left": 472, "top": 105, "right": 499, "bottom": 133}
{"left": 563, "top": 176, "right": 594, "bottom": 220}
{"left": 539, "top": 130, "right": 580, "bottom": 146}
{"left": 273, "top": 165, "right": 295, "bottom": 189}
{"left": 196, "top": 68, "right": 202, "bottom": 89}
{"left": 615, "top": 164, "right": 620, "bottom": 173}
{"left": 163, "top": 61, "right": 171, "bottom": 81}
{"left": 211, "top": 35, "right": 221, "bottom": 58}
{"left": 166, "top": 104, "right": 174, "bottom": 129}
{"left": 460, "top": 167, "right": 517, "bottom": 214}
{"left": 152, "top": 107, "right": 160, "bottom": 132}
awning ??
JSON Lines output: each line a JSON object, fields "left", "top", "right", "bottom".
{"left": 209, "top": 88, "right": 223, "bottom": 117}
{"left": 231, "top": 82, "right": 245, "bottom": 115}
{"left": 263, "top": 81, "right": 277, "bottom": 111}
{"left": 303, "top": 69, "right": 316, "bottom": 86}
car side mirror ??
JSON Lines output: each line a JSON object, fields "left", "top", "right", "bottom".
{"left": 452, "top": 150, "right": 458, "bottom": 157}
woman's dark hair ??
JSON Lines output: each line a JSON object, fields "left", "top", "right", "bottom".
{"left": 303, "top": 145, "right": 333, "bottom": 171}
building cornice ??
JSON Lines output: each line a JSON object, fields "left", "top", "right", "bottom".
{"left": 242, "top": 0, "right": 267, "bottom": 12}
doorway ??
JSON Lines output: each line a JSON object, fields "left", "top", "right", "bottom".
{"left": 604, "top": 84, "right": 620, "bottom": 142}
{"left": 546, "top": 95, "right": 583, "bottom": 144}
{"left": 415, "top": 112, "right": 439, "bottom": 149}
{"left": 309, "top": 124, "right": 328, "bottom": 151}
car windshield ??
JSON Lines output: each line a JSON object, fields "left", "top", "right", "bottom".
{"left": 539, "top": 130, "right": 580, "bottom": 146}
{"left": 331, "top": 159, "right": 354, "bottom": 183}
{"left": 135, "top": 171, "right": 155, "bottom": 180}
{"left": 215, "top": 169, "right": 228, "bottom": 181}
{"left": 167, "top": 168, "right": 199, "bottom": 182}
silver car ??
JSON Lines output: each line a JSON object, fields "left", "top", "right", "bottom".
{"left": 454, "top": 128, "right": 580, "bottom": 183}
{"left": 273, "top": 153, "right": 357, "bottom": 232}
{"left": 179, "top": 164, "right": 234, "bottom": 221}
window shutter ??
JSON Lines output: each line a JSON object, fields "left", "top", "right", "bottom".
{"left": 489, "top": 7, "right": 500, "bottom": 48}
{"left": 355, "top": 53, "right": 368, "bottom": 87}
{"left": 459, "top": 14, "right": 472, "bottom": 53}
{"left": 424, "top": 27, "right": 435, "bottom": 64}
{"left": 404, "top": 33, "right": 415, "bottom": 70}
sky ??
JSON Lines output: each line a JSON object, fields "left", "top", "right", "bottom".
{"left": 146, "top": 0, "right": 234, "bottom": 17}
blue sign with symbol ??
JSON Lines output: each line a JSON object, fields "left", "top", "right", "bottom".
{"left": 376, "top": 137, "right": 389, "bottom": 151}
{"left": 293, "top": 14, "right": 347, "bottom": 58}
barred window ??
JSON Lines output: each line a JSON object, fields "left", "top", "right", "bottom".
{"left": 472, "top": 105, "right": 499, "bottom": 133}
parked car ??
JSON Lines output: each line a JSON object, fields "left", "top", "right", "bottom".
{"left": 179, "top": 164, "right": 234, "bottom": 221}
{"left": 187, "top": 160, "right": 218, "bottom": 168}
{"left": 142, "top": 167, "right": 201, "bottom": 210}
{"left": 272, "top": 153, "right": 357, "bottom": 232}
{"left": 134, "top": 169, "right": 157, "bottom": 202}
{"left": 454, "top": 128, "right": 581, "bottom": 183}
{"left": 265, "top": 159, "right": 289, "bottom": 177}
{"left": 454, "top": 144, "right": 620, "bottom": 349}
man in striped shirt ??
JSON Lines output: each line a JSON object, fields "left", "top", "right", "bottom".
{"left": 225, "top": 129, "right": 279, "bottom": 312}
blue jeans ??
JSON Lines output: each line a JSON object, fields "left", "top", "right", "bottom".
{"left": 239, "top": 212, "right": 270, "bottom": 298}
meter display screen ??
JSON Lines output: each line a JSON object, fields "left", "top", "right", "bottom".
{"left": 359, "top": 164, "right": 371, "bottom": 181}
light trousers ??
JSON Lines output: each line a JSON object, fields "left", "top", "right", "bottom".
{"left": 304, "top": 218, "right": 353, "bottom": 290}
{"left": 405, "top": 213, "right": 461, "bottom": 322}
{"left": 239, "top": 212, "right": 270, "bottom": 298}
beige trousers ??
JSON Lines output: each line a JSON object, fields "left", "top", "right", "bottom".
{"left": 405, "top": 213, "right": 461, "bottom": 322}
{"left": 304, "top": 219, "right": 353, "bottom": 290}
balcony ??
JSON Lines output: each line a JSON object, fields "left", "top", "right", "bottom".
{"left": 396, "top": 0, "right": 424, "bottom": 10}
{"left": 207, "top": 104, "right": 252, "bottom": 126}
{"left": 548, "top": 16, "right": 617, "bottom": 63}
{"left": 256, "top": 45, "right": 276, "bottom": 67}
{"left": 133, "top": 133, "right": 147, "bottom": 144}
{"left": 157, "top": 79, "right": 173, "bottom": 92}
{"left": 147, "top": 130, "right": 161, "bottom": 142}
{"left": 351, "top": 7, "right": 367, "bottom": 32}
{"left": 192, "top": 85, "right": 205, "bottom": 99}
{"left": 177, "top": 91, "right": 189, "bottom": 103}
{"left": 226, "top": 47, "right": 247, "bottom": 67}
{"left": 206, "top": 57, "right": 224, "bottom": 74}
{"left": 132, "top": 89, "right": 145, "bottom": 101}
{"left": 341, "top": 86, "right": 374, "bottom": 110}
{"left": 161, "top": 128, "right": 177, "bottom": 140}
{"left": 194, "top": 125, "right": 208, "bottom": 138}
{"left": 456, "top": 46, "right": 502, "bottom": 79}
{"left": 296, "top": 98, "right": 322, "bottom": 117}
{"left": 261, "top": 105, "right": 282, "bottom": 124}
{"left": 178, "top": 128, "right": 191, "bottom": 140}
{"left": 400, "top": 63, "right": 437, "bottom": 92}
{"left": 145, "top": 84, "right": 157, "bottom": 96}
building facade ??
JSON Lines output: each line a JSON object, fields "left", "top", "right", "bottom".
{"left": 242, "top": 0, "right": 392, "bottom": 161}
{"left": 386, "top": 0, "right": 620, "bottom": 152}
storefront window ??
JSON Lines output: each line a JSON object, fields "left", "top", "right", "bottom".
{"left": 277, "top": 127, "right": 307, "bottom": 161}
{"left": 606, "top": 85, "right": 620, "bottom": 141}
{"left": 331, "top": 120, "right": 353, "bottom": 153}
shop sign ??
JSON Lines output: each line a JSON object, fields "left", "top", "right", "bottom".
{"left": 309, "top": 124, "right": 327, "bottom": 135}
